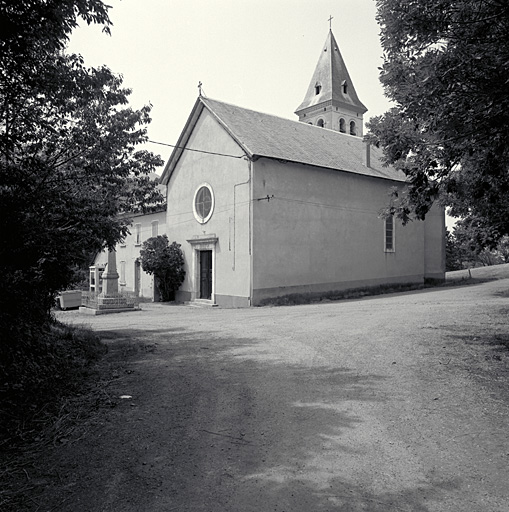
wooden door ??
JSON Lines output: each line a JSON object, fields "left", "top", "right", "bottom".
{"left": 199, "top": 250, "right": 212, "bottom": 300}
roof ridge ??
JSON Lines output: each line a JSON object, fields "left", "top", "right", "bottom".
{"left": 162, "top": 95, "right": 405, "bottom": 185}
{"left": 202, "top": 96, "right": 296, "bottom": 124}
{"left": 201, "top": 96, "right": 365, "bottom": 138}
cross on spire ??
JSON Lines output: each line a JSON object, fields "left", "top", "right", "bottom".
{"left": 328, "top": 15, "right": 334, "bottom": 30}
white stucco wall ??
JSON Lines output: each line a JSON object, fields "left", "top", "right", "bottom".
{"left": 302, "top": 108, "right": 364, "bottom": 136}
{"left": 166, "top": 109, "right": 252, "bottom": 307}
{"left": 251, "top": 158, "right": 444, "bottom": 303}
{"left": 424, "top": 203, "right": 447, "bottom": 280}
{"left": 94, "top": 209, "right": 166, "bottom": 301}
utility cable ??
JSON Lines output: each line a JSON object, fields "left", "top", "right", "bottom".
{"left": 147, "top": 139, "right": 245, "bottom": 159}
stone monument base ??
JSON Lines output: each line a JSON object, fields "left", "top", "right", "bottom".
{"left": 79, "top": 293, "right": 140, "bottom": 315}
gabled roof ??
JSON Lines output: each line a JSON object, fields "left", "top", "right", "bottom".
{"left": 161, "top": 96, "right": 404, "bottom": 185}
{"left": 295, "top": 30, "right": 367, "bottom": 115}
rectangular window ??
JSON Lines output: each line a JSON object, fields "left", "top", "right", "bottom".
{"left": 385, "top": 215, "right": 395, "bottom": 252}
{"left": 119, "top": 261, "right": 126, "bottom": 286}
{"left": 135, "top": 223, "right": 142, "bottom": 245}
{"left": 151, "top": 220, "right": 159, "bottom": 238}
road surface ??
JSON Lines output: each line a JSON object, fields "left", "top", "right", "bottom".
{"left": 39, "top": 278, "right": 509, "bottom": 511}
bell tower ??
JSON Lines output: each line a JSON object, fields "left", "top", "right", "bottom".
{"left": 295, "top": 30, "right": 367, "bottom": 136}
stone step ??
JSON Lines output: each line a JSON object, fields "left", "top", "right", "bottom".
{"left": 185, "top": 300, "right": 218, "bottom": 308}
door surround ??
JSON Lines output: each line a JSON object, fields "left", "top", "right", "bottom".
{"left": 186, "top": 234, "right": 218, "bottom": 303}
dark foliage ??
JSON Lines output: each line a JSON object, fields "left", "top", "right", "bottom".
{"left": 0, "top": 321, "right": 106, "bottom": 445}
{"left": 140, "top": 236, "right": 186, "bottom": 301}
{"left": 368, "top": 0, "right": 509, "bottom": 246}
{"left": 446, "top": 221, "right": 509, "bottom": 269}
{"left": 0, "top": 0, "right": 164, "bottom": 425}
{"left": 445, "top": 229, "right": 464, "bottom": 271}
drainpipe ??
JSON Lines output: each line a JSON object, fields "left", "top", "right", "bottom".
{"left": 232, "top": 159, "right": 252, "bottom": 272}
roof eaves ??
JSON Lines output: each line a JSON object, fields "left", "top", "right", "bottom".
{"left": 254, "top": 153, "right": 406, "bottom": 183}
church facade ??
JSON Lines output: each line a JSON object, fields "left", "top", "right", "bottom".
{"left": 160, "top": 31, "right": 445, "bottom": 307}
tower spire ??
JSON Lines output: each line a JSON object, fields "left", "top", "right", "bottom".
{"left": 295, "top": 30, "right": 367, "bottom": 135}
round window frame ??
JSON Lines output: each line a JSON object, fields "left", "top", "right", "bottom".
{"left": 193, "top": 183, "right": 215, "bottom": 224}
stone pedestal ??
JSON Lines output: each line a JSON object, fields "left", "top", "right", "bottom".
{"left": 80, "top": 248, "right": 139, "bottom": 315}
{"left": 101, "top": 248, "right": 119, "bottom": 295}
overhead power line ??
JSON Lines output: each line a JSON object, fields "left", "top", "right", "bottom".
{"left": 147, "top": 139, "right": 245, "bottom": 159}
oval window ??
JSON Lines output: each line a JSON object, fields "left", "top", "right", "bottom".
{"left": 193, "top": 183, "right": 214, "bottom": 224}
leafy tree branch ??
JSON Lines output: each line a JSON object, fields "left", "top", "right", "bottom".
{"left": 370, "top": 0, "right": 509, "bottom": 247}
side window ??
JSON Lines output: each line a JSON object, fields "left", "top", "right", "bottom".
{"left": 339, "top": 118, "right": 346, "bottom": 133}
{"left": 385, "top": 216, "right": 395, "bottom": 252}
{"left": 317, "top": 118, "right": 324, "bottom": 128}
{"left": 135, "top": 223, "right": 142, "bottom": 245}
{"left": 151, "top": 220, "right": 159, "bottom": 237}
{"left": 119, "top": 261, "right": 126, "bottom": 285}
{"left": 350, "top": 121, "right": 357, "bottom": 136}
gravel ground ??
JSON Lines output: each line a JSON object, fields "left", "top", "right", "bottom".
{"left": 13, "top": 274, "right": 509, "bottom": 511}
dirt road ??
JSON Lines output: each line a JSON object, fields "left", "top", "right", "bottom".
{"left": 37, "top": 278, "right": 509, "bottom": 511}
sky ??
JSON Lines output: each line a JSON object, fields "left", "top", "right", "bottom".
{"left": 66, "top": 0, "right": 394, "bottom": 167}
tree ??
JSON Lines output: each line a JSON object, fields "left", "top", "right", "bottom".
{"left": 497, "top": 237, "right": 509, "bottom": 264}
{"left": 367, "top": 0, "right": 509, "bottom": 247}
{"left": 445, "top": 229, "right": 463, "bottom": 271}
{"left": 0, "top": 2, "right": 164, "bottom": 361}
{"left": 140, "top": 236, "right": 186, "bottom": 301}
{"left": 446, "top": 220, "right": 509, "bottom": 270}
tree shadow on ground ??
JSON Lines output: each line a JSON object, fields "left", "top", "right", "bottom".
{"left": 445, "top": 331, "right": 509, "bottom": 354}
{"left": 79, "top": 327, "right": 463, "bottom": 512}
{"left": 8, "top": 326, "right": 465, "bottom": 512}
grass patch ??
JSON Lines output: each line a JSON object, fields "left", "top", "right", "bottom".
{"left": 0, "top": 321, "right": 107, "bottom": 448}
{"left": 0, "top": 325, "right": 147, "bottom": 511}
{"left": 257, "top": 276, "right": 491, "bottom": 307}
{"left": 257, "top": 282, "right": 428, "bottom": 307}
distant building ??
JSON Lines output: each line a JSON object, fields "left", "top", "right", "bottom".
{"left": 159, "top": 30, "right": 445, "bottom": 306}
{"left": 93, "top": 179, "right": 166, "bottom": 302}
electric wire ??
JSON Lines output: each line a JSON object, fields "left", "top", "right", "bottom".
{"left": 122, "top": 192, "right": 383, "bottom": 244}
{"left": 148, "top": 139, "right": 245, "bottom": 159}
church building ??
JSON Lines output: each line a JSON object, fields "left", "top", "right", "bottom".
{"left": 160, "top": 30, "right": 445, "bottom": 307}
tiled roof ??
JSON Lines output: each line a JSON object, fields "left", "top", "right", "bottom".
{"left": 202, "top": 98, "right": 405, "bottom": 182}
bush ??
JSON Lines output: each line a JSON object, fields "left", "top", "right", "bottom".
{"left": 140, "top": 235, "right": 185, "bottom": 301}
